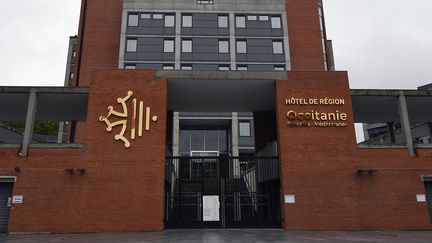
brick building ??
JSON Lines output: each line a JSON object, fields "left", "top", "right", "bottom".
{"left": 0, "top": 0, "right": 432, "bottom": 233}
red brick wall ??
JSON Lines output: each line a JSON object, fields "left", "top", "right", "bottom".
{"left": 286, "top": 0, "right": 325, "bottom": 71}
{"left": 74, "top": 0, "right": 123, "bottom": 87}
{"left": 276, "top": 71, "right": 432, "bottom": 230}
{"left": 2, "top": 70, "right": 168, "bottom": 233}
{"left": 1, "top": 148, "right": 85, "bottom": 233}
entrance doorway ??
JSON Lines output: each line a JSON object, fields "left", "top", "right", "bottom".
{"left": 0, "top": 179, "right": 14, "bottom": 233}
{"left": 165, "top": 156, "right": 281, "bottom": 228}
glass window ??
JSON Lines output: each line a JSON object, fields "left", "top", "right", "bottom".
{"left": 128, "top": 14, "right": 139, "bottom": 26}
{"left": 124, "top": 64, "right": 136, "bottom": 69}
{"left": 219, "top": 65, "right": 230, "bottom": 71}
{"left": 274, "top": 65, "right": 285, "bottom": 71}
{"left": 239, "top": 122, "right": 251, "bottom": 137}
{"left": 271, "top": 16, "right": 281, "bottom": 29}
{"left": 273, "top": 41, "right": 284, "bottom": 54}
{"left": 191, "top": 130, "right": 205, "bottom": 151}
{"left": 141, "top": 13, "right": 151, "bottom": 19}
{"left": 164, "top": 39, "right": 174, "bottom": 53}
{"left": 247, "top": 15, "right": 257, "bottom": 21}
{"left": 182, "top": 15, "right": 193, "bottom": 27}
{"left": 237, "top": 65, "right": 248, "bottom": 71}
{"left": 259, "top": 15, "right": 269, "bottom": 21}
{"left": 180, "top": 130, "right": 191, "bottom": 155}
{"left": 218, "top": 15, "right": 228, "bottom": 28}
{"left": 126, "top": 39, "right": 137, "bottom": 52}
{"left": 165, "top": 15, "right": 175, "bottom": 27}
{"left": 236, "top": 16, "right": 246, "bottom": 28}
{"left": 236, "top": 40, "right": 247, "bottom": 53}
{"left": 218, "top": 40, "right": 229, "bottom": 53}
{"left": 182, "top": 39, "right": 192, "bottom": 53}
{"left": 72, "top": 51, "right": 76, "bottom": 57}
{"left": 181, "top": 65, "right": 193, "bottom": 70}
{"left": 70, "top": 73, "right": 74, "bottom": 79}
{"left": 153, "top": 13, "right": 163, "bottom": 20}
{"left": 205, "top": 130, "right": 219, "bottom": 151}
{"left": 163, "top": 65, "right": 174, "bottom": 70}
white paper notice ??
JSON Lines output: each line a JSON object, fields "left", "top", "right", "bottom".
{"left": 203, "top": 195, "right": 220, "bottom": 221}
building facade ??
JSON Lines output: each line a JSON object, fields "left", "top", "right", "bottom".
{"left": 0, "top": 0, "right": 432, "bottom": 233}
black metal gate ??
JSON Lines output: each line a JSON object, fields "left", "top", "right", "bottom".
{"left": 165, "top": 156, "right": 281, "bottom": 228}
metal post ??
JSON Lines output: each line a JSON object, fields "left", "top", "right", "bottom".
{"left": 20, "top": 89, "right": 37, "bottom": 157}
{"left": 398, "top": 92, "right": 416, "bottom": 157}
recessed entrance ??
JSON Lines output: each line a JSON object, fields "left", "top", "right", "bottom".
{"left": 165, "top": 156, "right": 280, "bottom": 228}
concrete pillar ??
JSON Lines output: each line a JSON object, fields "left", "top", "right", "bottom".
{"left": 231, "top": 112, "right": 239, "bottom": 156}
{"left": 232, "top": 112, "right": 240, "bottom": 178}
{"left": 172, "top": 112, "right": 180, "bottom": 156}
{"left": 20, "top": 89, "right": 37, "bottom": 157}
{"left": 57, "top": 122, "right": 65, "bottom": 143}
{"left": 174, "top": 12, "right": 181, "bottom": 70}
{"left": 229, "top": 12, "right": 236, "bottom": 70}
{"left": 398, "top": 92, "right": 416, "bottom": 157}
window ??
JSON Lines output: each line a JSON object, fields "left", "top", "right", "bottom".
{"left": 272, "top": 41, "right": 284, "bottom": 54}
{"left": 218, "top": 15, "right": 228, "bottom": 28}
{"left": 126, "top": 39, "right": 137, "bottom": 52}
{"left": 218, "top": 40, "right": 229, "bottom": 53}
{"left": 247, "top": 15, "right": 257, "bottom": 21}
{"left": 72, "top": 51, "right": 76, "bottom": 58}
{"left": 164, "top": 39, "right": 174, "bottom": 53}
{"left": 70, "top": 72, "right": 74, "bottom": 79}
{"left": 128, "top": 14, "right": 139, "bottom": 26}
{"left": 236, "top": 40, "right": 247, "bottom": 53}
{"left": 165, "top": 15, "right": 175, "bottom": 27}
{"left": 153, "top": 13, "right": 163, "bottom": 20}
{"left": 236, "top": 16, "right": 246, "bottom": 28}
{"left": 125, "top": 64, "right": 136, "bottom": 69}
{"left": 141, "top": 13, "right": 151, "bottom": 19}
{"left": 163, "top": 65, "right": 174, "bottom": 70}
{"left": 181, "top": 65, "right": 192, "bottom": 70}
{"left": 239, "top": 122, "right": 251, "bottom": 137}
{"left": 271, "top": 16, "right": 281, "bottom": 29}
{"left": 274, "top": 65, "right": 285, "bottom": 71}
{"left": 182, "top": 40, "right": 192, "bottom": 53}
{"left": 182, "top": 15, "right": 193, "bottom": 27}
{"left": 237, "top": 65, "right": 248, "bottom": 71}
{"left": 259, "top": 15, "right": 269, "bottom": 21}
{"left": 219, "top": 65, "right": 230, "bottom": 71}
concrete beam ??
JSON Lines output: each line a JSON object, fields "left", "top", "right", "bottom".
{"left": 351, "top": 89, "right": 432, "bottom": 97}
{"left": 20, "top": 89, "right": 37, "bottom": 157}
{"left": 398, "top": 92, "right": 416, "bottom": 157}
{"left": 157, "top": 70, "right": 288, "bottom": 80}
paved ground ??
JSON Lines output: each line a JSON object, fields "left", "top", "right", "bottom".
{"left": 1, "top": 229, "right": 432, "bottom": 243}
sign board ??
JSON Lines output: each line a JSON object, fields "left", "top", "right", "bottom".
{"left": 416, "top": 194, "right": 426, "bottom": 202}
{"left": 284, "top": 195, "right": 295, "bottom": 204}
{"left": 12, "top": 195, "right": 23, "bottom": 204}
{"left": 203, "top": 195, "right": 220, "bottom": 221}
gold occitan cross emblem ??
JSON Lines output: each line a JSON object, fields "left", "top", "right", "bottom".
{"left": 99, "top": 91, "right": 158, "bottom": 148}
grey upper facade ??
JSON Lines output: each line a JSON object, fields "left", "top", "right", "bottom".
{"left": 119, "top": 0, "right": 291, "bottom": 71}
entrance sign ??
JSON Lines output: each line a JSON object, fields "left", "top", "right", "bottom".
{"left": 203, "top": 195, "right": 220, "bottom": 221}
{"left": 284, "top": 97, "right": 348, "bottom": 128}
{"left": 99, "top": 91, "right": 158, "bottom": 148}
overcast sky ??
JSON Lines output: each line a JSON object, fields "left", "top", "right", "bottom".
{"left": 0, "top": 0, "right": 431, "bottom": 89}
